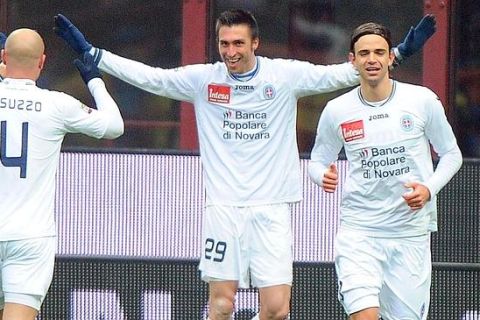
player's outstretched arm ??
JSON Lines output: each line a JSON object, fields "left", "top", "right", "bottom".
{"left": 393, "top": 14, "right": 437, "bottom": 65}
{"left": 54, "top": 14, "right": 101, "bottom": 62}
{"left": 74, "top": 52, "right": 124, "bottom": 139}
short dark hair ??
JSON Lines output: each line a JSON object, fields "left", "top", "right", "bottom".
{"left": 350, "top": 22, "right": 392, "bottom": 53}
{"left": 215, "top": 9, "right": 259, "bottom": 40}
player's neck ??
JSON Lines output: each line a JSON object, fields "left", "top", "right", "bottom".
{"left": 5, "top": 69, "right": 39, "bottom": 82}
{"left": 360, "top": 78, "right": 393, "bottom": 102}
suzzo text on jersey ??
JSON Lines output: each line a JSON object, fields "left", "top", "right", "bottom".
{"left": 0, "top": 97, "right": 42, "bottom": 112}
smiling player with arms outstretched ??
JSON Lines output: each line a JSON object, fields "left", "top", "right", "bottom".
{"left": 54, "top": 10, "right": 435, "bottom": 320}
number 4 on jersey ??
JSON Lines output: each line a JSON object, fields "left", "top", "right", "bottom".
{"left": 0, "top": 121, "right": 28, "bottom": 178}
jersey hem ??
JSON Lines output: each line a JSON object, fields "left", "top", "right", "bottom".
{"left": 205, "top": 196, "right": 302, "bottom": 207}
{"left": 338, "top": 224, "right": 435, "bottom": 238}
{"left": 0, "top": 233, "right": 56, "bottom": 242}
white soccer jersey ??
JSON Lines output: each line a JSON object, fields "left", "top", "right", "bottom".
{"left": 309, "top": 81, "right": 462, "bottom": 237}
{"left": 0, "top": 78, "right": 123, "bottom": 240}
{"left": 98, "top": 51, "right": 359, "bottom": 205}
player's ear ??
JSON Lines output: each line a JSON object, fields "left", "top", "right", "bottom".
{"left": 0, "top": 62, "right": 5, "bottom": 78}
{"left": 348, "top": 52, "right": 355, "bottom": 64}
{"left": 252, "top": 37, "right": 259, "bottom": 51}
{"left": 388, "top": 50, "right": 395, "bottom": 67}
{"left": 38, "top": 54, "right": 46, "bottom": 70}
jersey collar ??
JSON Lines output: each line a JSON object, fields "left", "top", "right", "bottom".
{"left": 358, "top": 80, "right": 396, "bottom": 108}
{"left": 2, "top": 78, "right": 36, "bottom": 86}
{"left": 228, "top": 57, "right": 259, "bottom": 82}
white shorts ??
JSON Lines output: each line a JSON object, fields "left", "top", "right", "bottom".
{"left": 0, "top": 236, "right": 56, "bottom": 310}
{"left": 335, "top": 229, "right": 431, "bottom": 320}
{"left": 199, "top": 203, "right": 292, "bottom": 288}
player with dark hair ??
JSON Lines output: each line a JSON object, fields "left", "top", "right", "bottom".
{"left": 308, "top": 22, "right": 462, "bottom": 320}
{"left": 0, "top": 28, "right": 123, "bottom": 320}
{"left": 54, "top": 9, "right": 435, "bottom": 320}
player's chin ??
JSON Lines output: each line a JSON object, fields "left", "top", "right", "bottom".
{"left": 227, "top": 64, "right": 242, "bottom": 73}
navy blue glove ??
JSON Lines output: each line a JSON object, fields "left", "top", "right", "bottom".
{"left": 74, "top": 52, "right": 102, "bottom": 84}
{"left": 0, "top": 32, "right": 6, "bottom": 50}
{"left": 396, "top": 14, "right": 436, "bottom": 60}
{"left": 54, "top": 14, "right": 92, "bottom": 55}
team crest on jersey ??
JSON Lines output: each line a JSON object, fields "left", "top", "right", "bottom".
{"left": 400, "top": 114, "right": 414, "bottom": 132}
{"left": 80, "top": 104, "right": 93, "bottom": 114}
{"left": 263, "top": 84, "right": 275, "bottom": 100}
{"left": 208, "top": 84, "right": 231, "bottom": 103}
{"left": 341, "top": 120, "right": 364, "bottom": 142}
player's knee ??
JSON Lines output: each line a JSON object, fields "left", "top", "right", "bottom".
{"left": 209, "top": 296, "right": 235, "bottom": 319}
{"left": 274, "top": 309, "right": 290, "bottom": 320}
{"left": 261, "top": 304, "right": 290, "bottom": 320}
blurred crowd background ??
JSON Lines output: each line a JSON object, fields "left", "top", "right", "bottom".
{"left": 2, "top": 0, "right": 479, "bottom": 157}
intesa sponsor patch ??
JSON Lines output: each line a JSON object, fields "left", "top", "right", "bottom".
{"left": 341, "top": 120, "right": 364, "bottom": 142}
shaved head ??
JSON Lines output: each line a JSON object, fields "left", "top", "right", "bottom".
{"left": 3, "top": 28, "right": 45, "bottom": 80}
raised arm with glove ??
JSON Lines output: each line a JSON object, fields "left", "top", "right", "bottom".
{"left": 53, "top": 13, "right": 437, "bottom": 67}
{"left": 54, "top": 14, "right": 102, "bottom": 64}
{"left": 394, "top": 14, "right": 437, "bottom": 64}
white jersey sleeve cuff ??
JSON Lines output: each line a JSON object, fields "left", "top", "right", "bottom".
{"left": 424, "top": 146, "right": 462, "bottom": 197}
{"left": 308, "top": 161, "right": 328, "bottom": 188}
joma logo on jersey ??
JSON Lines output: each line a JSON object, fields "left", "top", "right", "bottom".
{"left": 234, "top": 85, "right": 255, "bottom": 92}
{"left": 208, "top": 84, "right": 230, "bottom": 103}
{"left": 341, "top": 120, "right": 364, "bottom": 142}
{"left": 369, "top": 113, "right": 389, "bottom": 121}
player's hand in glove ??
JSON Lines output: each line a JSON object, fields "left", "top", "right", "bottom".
{"left": 74, "top": 52, "right": 102, "bottom": 84}
{"left": 394, "top": 14, "right": 436, "bottom": 63}
{"left": 54, "top": 14, "right": 93, "bottom": 55}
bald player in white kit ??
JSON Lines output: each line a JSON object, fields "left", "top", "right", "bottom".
{"left": 0, "top": 29, "right": 123, "bottom": 319}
